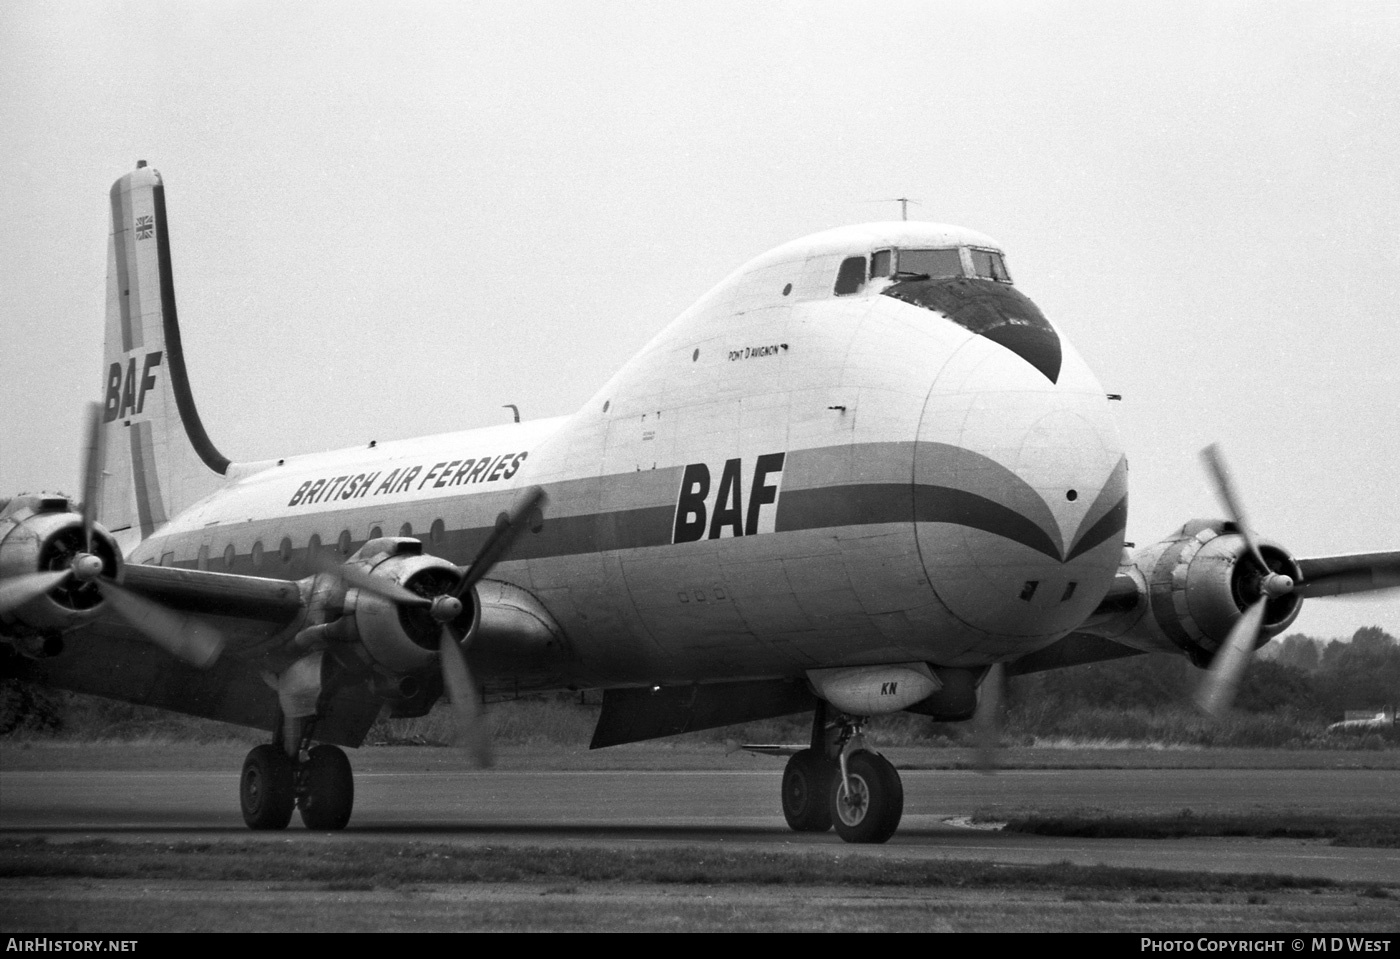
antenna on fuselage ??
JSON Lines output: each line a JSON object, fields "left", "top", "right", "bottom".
{"left": 503, "top": 404, "right": 520, "bottom": 423}
{"left": 865, "top": 197, "right": 922, "bottom": 221}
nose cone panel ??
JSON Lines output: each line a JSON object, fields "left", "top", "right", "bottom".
{"left": 915, "top": 337, "right": 1125, "bottom": 641}
{"left": 883, "top": 277, "right": 1062, "bottom": 383}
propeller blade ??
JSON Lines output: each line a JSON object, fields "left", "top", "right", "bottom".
{"left": 455, "top": 486, "right": 545, "bottom": 598}
{"left": 1194, "top": 597, "right": 1266, "bottom": 719}
{"left": 973, "top": 662, "right": 1004, "bottom": 774}
{"left": 308, "top": 553, "right": 432, "bottom": 608}
{"left": 439, "top": 625, "right": 493, "bottom": 767}
{"left": 79, "top": 402, "right": 103, "bottom": 553}
{"left": 1200, "top": 444, "right": 1271, "bottom": 573}
{"left": 0, "top": 569, "right": 73, "bottom": 614}
{"left": 99, "top": 579, "right": 224, "bottom": 669}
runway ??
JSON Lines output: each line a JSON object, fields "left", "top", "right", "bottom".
{"left": 3, "top": 749, "right": 1398, "bottom": 885}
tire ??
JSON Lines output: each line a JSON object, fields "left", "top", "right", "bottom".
{"left": 829, "top": 751, "right": 903, "bottom": 844}
{"left": 781, "top": 749, "right": 834, "bottom": 832}
{"left": 241, "top": 744, "right": 295, "bottom": 830}
{"left": 299, "top": 744, "right": 354, "bottom": 831}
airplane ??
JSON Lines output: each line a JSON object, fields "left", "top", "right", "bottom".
{"left": 2, "top": 162, "right": 1397, "bottom": 843}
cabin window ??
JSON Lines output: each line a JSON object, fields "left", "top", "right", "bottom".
{"left": 970, "top": 249, "right": 1012, "bottom": 283}
{"left": 870, "top": 249, "right": 893, "bottom": 278}
{"left": 279, "top": 537, "right": 293, "bottom": 564}
{"left": 308, "top": 534, "right": 321, "bottom": 559}
{"left": 337, "top": 530, "right": 352, "bottom": 556}
{"left": 223, "top": 544, "right": 235, "bottom": 569}
{"left": 897, "top": 249, "right": 962, "bottom": 279}
{"left": 251, "top": 541, "right": 264, "bottom": 567}
{"left": 399, "top": 522, "right": 413, "bottom": 538}
{"left": 430, "top": 519, "right": 445, "bottom": 546}
{"left": 834, "top": 256, "right": 867, "bottom": 295}
{"left": 369, "top": 525, "right": 383, "bottom": 540}
{"left": 197, "top": 545, "right": 209, "bottom": 571}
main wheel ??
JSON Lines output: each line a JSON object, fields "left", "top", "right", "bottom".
{"left": 781, "top": 749, "right": 834, "bottom": 832}
{"left": 299, "top": 744, "right": 354, "bottom": 831}
{"left": 241, "top": 744, "right": 295, "bottom": 830}
{"left": 829, "top": 751, "right": 903, "bottom": 844}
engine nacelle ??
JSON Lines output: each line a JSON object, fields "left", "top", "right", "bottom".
{"left": 1087, "top": 520, "right": 1303, "bottom": 665}
{"left": 0, "top": 496, "right": 122, "bottom": 639}
{"left": 331, "top": 538, "right": 479, "bottom": 674}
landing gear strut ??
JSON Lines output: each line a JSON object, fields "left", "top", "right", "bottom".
{"left": 779, "top": 702, "right": 904, "bottom": 844}
{"left": 239, "top": 716, "right": 355, "bottom": 831}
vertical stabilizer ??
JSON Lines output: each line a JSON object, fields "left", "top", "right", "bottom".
{"left": 99, "top": 163, "right": 229, "bottom": 542}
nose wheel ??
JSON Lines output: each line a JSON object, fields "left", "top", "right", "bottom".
{"left": 780, "top": 704, "right": 904, "bottom": 844}
{"left": 829, "top": 750, "right": 902, "bottom": 844}
{"left": 781, "top": 749, "right": 835, "bottom": 832}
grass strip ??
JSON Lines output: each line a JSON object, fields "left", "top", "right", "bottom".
{"left": 0, "top": 838, "right": 1346, "bottom": 893}
{"left": 1001, "top": 812, "right": 1400, "bottom": 848}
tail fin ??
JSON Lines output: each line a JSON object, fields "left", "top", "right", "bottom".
{"left": 99, "top": 163, "right": 229, "bottom": 541}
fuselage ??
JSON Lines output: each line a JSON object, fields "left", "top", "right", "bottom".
{"left": 134, "top": 222, "right": 1127, "bottom": 690}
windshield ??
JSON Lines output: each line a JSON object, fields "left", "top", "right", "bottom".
{"left": 970, "top": 249, "right": 1012, "bottom": 283}
{"left": 897, "top": 249, "right": 963, "bottom": 279}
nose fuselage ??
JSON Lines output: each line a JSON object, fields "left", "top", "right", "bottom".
{"left": 554, "top": 220, "right": 1127, "bottom": 681}
{"left": 906, "top": 285, "right": 1126, "bottom": 655}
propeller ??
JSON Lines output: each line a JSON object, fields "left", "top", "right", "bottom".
{"left": 0, "top": 404, "right": 225, "bottom": 668}
{"left": 0, "top": 570, "right": 74, "bottom": 614}
{"left": 314, "top": 485, "right": 547, "bottom": 765}
{"left": 1193, "top": 445, "right": 1299, "bottom": 719}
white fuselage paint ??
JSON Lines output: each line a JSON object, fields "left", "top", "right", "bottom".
{"left": 134, "top": 223, "right": 1126, "bottom": 691}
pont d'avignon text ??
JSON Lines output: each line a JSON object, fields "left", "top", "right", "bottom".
{"left": 1142, "top": 940, "right": 1391, "bottom": 953}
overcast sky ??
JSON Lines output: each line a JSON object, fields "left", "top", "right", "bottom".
{"left": 2, "top": 1, "right": 1397, "bottom": 640}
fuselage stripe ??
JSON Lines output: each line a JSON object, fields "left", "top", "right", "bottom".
{"left": 185, "top": 481, "right": 1123, "bottom": 571}
{"left": 1066, "top": 496, "right": 1129, "bottom": 562}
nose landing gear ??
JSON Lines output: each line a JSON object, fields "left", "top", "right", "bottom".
{"left": 830, "top": 748, "right": 902, "bottom": 844}
{"left": 781, "top": 749, "right": 835, "bottom": 832}
{"left": 779, "top": 703, "right": 904, "bottom": 844}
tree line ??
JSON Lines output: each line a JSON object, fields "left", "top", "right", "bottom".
{"left": 1008, "top": 626, "right": 1399, "bottom": 723}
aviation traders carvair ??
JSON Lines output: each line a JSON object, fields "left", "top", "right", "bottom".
{"left": 2, "top": 164, "right": 1397, "bottom": 842}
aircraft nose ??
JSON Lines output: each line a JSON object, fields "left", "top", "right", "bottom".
{"left": 914, "top": 336, "right": 1126, "bottom": 643}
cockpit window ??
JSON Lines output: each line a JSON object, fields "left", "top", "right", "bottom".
{"left": 870, "top": 249, "right": 893, "bottom": 278}
{"left": 834, "top": 255, "right": 867, "bottom": 295}
{"left": 897, "top": 249, "right": 962, "bottom": 279}
{"left": 970, "top": 249, "right": 1012, "bottom": 283}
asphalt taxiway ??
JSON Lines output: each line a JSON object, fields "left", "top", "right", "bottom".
{"left": 2, "top": 753, "right": 1397, "bottom": 884}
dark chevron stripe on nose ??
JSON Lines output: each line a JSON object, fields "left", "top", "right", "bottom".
{"left": 883, "top": 277, "right": 1062, "bottom": 383}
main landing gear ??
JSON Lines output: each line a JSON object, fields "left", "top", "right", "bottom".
{"left": 240, "top": 718, "right": 355, "bottom": 831}
{"left": 780, "top": 702, "right": 903, "bottom": 844}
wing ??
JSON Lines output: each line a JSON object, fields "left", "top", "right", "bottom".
{"left": 1295, "top": 550, "right": 1400, "bottom": 598}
